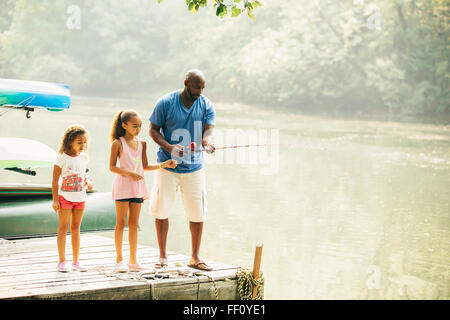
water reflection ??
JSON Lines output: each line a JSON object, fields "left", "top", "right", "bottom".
{"left": 1, "top": 96, "right": 448, "bottom": 299}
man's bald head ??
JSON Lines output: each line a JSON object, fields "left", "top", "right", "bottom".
{"left": 184, "top": 69, "right": 206, "bottom": 101}
{"left": 185, "top": 69, "right": 206, "bottom": 83}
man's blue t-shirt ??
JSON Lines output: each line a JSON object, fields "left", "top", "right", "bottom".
{"left": 149, "top": 90, "right": 216, "bottom": 174}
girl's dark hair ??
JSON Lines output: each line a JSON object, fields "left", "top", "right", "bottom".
{"left": 58, "top": 124, "right": 88, "bottom": 154}
{"left": 109, "top": 109, "right": 139, "bottom": 143}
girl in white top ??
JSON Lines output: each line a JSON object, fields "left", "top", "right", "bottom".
{"left": 52, "top": 125, "right": 93, "bottom": 272}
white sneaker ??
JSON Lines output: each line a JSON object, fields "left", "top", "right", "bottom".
{"left": 114, "top": 260, "right": 129, "bottom": 273}
{"left": 72, "top": 261, "right": 87, "bottom": 272}
{"left": 128, "top": 262, "right": 145, "bottom": 272}
{"left": 57, "top": 261, "right": 71, "bottom": 273}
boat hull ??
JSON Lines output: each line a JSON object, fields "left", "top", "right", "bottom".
{"left": 0, "top": 138, "right": 57, "bottom": 169}
{"left": 0, "top": 183, "right": 53, "bottom": 197}
{"left": 0, "top": 192, "right": 116, "bottom": 239}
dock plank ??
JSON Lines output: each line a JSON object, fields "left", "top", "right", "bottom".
{"left": 0, "top": 234, "right": 244, "bottom": 300}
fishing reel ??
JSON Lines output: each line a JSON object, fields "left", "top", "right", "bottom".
{"left": 190, "top": 142, "right": 215, "bottom": 154}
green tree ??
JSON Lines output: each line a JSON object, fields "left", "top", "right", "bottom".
{"left": 1, "top": 0, "right": 448, "bottom": 119}
{"left": 206, "top": 0, "right": 449, "bottom": 116}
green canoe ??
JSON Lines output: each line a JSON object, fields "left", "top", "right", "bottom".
{"left": 0, "top": 192, "right": 116, "bottom": 239}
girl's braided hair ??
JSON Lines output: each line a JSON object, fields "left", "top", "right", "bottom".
{"left": 58, "top": 124, "right": 89, "bottom": 155}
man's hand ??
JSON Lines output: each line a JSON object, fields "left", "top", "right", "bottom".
{"left": 202, "top": 139, "right": 215, "bottom": 154}
{"left": 169, "top": 144, "right": 185, "bottom": 157}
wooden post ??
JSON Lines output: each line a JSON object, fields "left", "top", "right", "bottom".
{"left": 252, "top": 243, "right": 263, "bottom": 299}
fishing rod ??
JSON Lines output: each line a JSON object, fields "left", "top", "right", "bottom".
{"left": 188, "top": 142, "right": 272, "bottom": 154}
{"left": 174, "top": 142, "right": 311, "bottom": 157}
{"left": 193, "top": 142, "right": 315, "bottom": 153}
{"left": 214, "top": 144, "right": 268, "bottom": 150}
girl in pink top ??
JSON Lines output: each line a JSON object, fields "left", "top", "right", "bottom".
{"left": 109, "top": 110, "right": 177, "bottom": 272}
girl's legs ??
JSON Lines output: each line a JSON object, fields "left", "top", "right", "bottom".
{"left": 57, "top": 209, "right": 72, "bottom": 263}
{"left": 70, "top": 208, "right": 85, "bottom": 263}
{"left": 128, "top": 202, "right": 142, "bottom": 264}
{"left": 114, "top": 201, "right": 129, "bottom": 263}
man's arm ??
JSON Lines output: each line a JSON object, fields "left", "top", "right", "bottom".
{"left": 202, "top": 124, "right": 214, "bottom": 144}
{"left": 149, "top": 123, "right": 184, "bottom": 156}
{"left": 202, "top": 124, "right": 215, "bottom": 153}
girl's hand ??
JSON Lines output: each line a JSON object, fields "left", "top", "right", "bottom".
{"left": 52, "top": 200, "right": 60, "bottom": 214}
{"left": 127, "top": 171, "right": 144, "bottom": 181}
{"left": 84, "top": 178, "right": 93, "bottom": 191}
{"left": 85, "top": 181, "right": 93, "bottom": 191}
{"left": 163, "top": 159, "right": 178, "bottom": 169}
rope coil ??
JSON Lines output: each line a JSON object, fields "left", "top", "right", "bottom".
{"left": 194, "top": 272, "right": 219, "bottom": 300}
{"left": 91, "top": 265, "right": 256, "bottom": 300}
{"left": 236, "top": 268, "right": 264, "bottom": 300}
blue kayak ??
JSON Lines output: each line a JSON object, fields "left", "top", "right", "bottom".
{"left": 0, "top": 78, "right": 70, "bottom": 111}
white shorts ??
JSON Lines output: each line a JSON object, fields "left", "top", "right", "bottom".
{"left": 149, "top": 168, "right": 207, "bottom": 222}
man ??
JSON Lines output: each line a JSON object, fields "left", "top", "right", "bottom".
{"left": 149, "top": 69, "right": 216, "bottom": 271}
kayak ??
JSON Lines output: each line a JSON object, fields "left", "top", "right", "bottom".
{"left": 0, "top": 138, "right": 56, "bottom": 168}
{"left": 0, "top": 81, "right": 114, "bottom": 240}
{"left": 0, "top": 78, "right": 70, "bottom": 111}
{"left": 0, "top": 183, "right": 53, "bottom": 197}
{"left": 0, "top": 192, "right": 116, "bottom": 239}
{"left": 0, "top": 137, "right": 56, "bottom": 169}
{"left": 0, "top": 183, "right": 100, "bottom": 198}
{"left": 0, "top": 184, "right": 116, "bottom": 238}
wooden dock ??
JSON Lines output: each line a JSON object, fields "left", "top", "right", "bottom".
{"left": 0, "top": 234, "right": 241, "bottom": 300}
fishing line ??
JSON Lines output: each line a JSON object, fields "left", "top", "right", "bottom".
{"left": 191, "top": 143, "right": 303, "bottom": 153}
{"left": 0, "top": 108, "right": 12, "bottom": 117}
{"left": 0, "top": 95, "right": 36, "bottom": 118}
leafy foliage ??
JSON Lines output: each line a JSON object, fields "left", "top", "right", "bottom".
{"left": 159, "top": 0, "right": 263, "bottom": 19}
{"left": 0, "top": 0, "right": 448, "bottom": 118}
{"left": 204, "top": 0, "right": 450, "bottom": 116}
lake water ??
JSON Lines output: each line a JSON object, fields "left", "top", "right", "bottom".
{"left": 1, "top": 96, "right": 449, "bottom": 299}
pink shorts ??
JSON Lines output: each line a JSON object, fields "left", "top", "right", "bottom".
{"left": 58, "top": 195, "right": 86, "bottom": 210}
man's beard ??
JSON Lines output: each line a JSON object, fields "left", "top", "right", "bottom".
{"left": 187, "top": 87, "right": 200, "bottom": 100}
